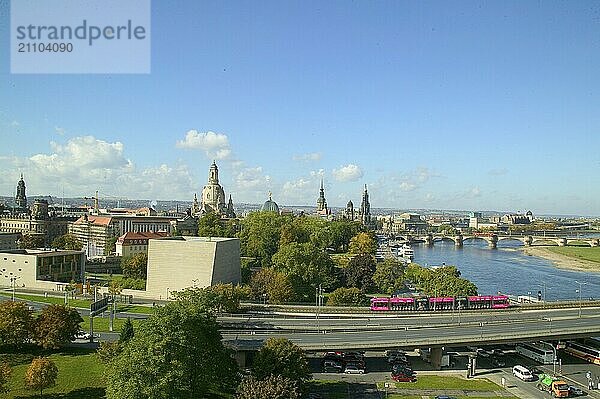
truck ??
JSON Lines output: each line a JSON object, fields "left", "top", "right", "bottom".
{"left": 536, "top": 373, "right": 570, "bottom": 397}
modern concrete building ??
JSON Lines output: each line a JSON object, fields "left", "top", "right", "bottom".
{"left": 0, "top": 248, "right": 85, "bottom": 291}
{"left": 145, "top": 236, "right": 240, "bottom": 299}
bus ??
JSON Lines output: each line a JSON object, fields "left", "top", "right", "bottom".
{"left": 565, "top": 339, "right": 600, "bottom": 365}
{"left": 515, "top": 342, "right": 555, "bottom": 364}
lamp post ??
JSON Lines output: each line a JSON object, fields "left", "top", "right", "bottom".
{"left": 541, "top": 340, "right": 557, "bottom": 375}
{"left": 2, "top": 268, "right": 22, "bottom": 301}
{"left": 575, "top": 280, "right": 587, "bottom": 318}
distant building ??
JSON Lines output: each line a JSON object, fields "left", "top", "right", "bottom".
{"left": 359, "top": 185, "right": 372, "bottom": 226}
{"left": 490, "top": 211, "right": 534, "bottom": 225}
{"left": 195, "top": 161, "right": 236, "bottom": 218}
{"left": 0, "top": 248, "right": 85, "bottom": 291}
{"left": 0, "top": 177, "right": 72, "bottom": 244}
{"left": 145, "top": 236, "right": 240, "bottom": 299}
{"left": 69, "top": 214, "right": 175, "bottom": 257}
{"left": 344, "top": 200, "right": 355, "bottom": 221}
{"left": 469, "top": 212, "right": 498, "bottom": 230}
{"left": 315, "top": 180, "right": 330, "bottom": 217}
{"left": 261, "top": 192, "right": 280, "bottom": 214}
{"left": 116, "top": 231, "right": 169, "bottom": 257}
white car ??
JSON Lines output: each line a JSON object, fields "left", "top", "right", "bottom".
{"left": 512, "top": 365, "right": 534, "bottom": 381}
{"left": 75, "top": 331, "right": 92, "bottom": 340}
{"left": 344, "top": 365, "right": 365, "bottom": 374}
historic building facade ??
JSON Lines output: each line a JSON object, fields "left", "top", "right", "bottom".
{"left": 315, "top": 180, "right": 330, "bottom": 217}
{"left": 359, "top": 185, "right": 372, "bottom": 226}
{"left": 194, "top": 161, "right": 236, "bottom": 219}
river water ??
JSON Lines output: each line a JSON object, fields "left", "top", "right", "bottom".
{"left": 411, "top": 240, "right": 600, "bottom": 301}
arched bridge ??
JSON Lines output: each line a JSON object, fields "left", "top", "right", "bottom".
{"left": 392, "top": 233, "right": 600, "bottom": 249}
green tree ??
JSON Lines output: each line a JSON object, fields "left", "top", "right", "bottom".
{"left": 236, "top": 375, "right": 300, "bottom": 399}
{"left": 326, "top": 287, "right": 367, "bottom": 306}
{"left": 105, "top": 236, "right": 118, "bottom": 255}
{"left": 25, "top": 357, "right": 58, "bottom": 398}
{"left": 405, "top": 263, "right": 478, "bottom": 297}
{"left": 348, "top": 232, "right": 377, "bottom": 255}
{"left": 198, "top": 212, "right": 227, "bottom": 237}
{"left": 34, "top": 304, "right": 83, "bottom": 349}
{"left": 238, "top": 212, "right": 289, "bottom": 267}
{"left": 252, "top": 338, "right": 311, "bottom": 386}
{"left": 207, "top": 283, "right": 248, "bottom": 313}
{"left": 0, "top": 301, "right": 34, "bottom": 347}
{"left": 121, "top": 253, "right": 148, "bottom": 279}
{"left": 271, "top": 242, "right": 339, "bottom": 299}
{"left": 51, "top": 233, "right": 83, "bottom": 250}
{"left": 19, "top": 234, "right": 44, "bottom": 249}
{"left": 249, "top": 268, "right": 294, "bottom": 304}
{"left": 97, "top": 341, "right": 122, "bottom": 364}
{"left": 0, "top": 362, "right": 11, "bottom": 394}
{"left": 372, "top": 258, "right": 405, "bottom": 294}
{"left": 344, "top": 254, "right": 376, "bottom": 292}
{"left": 119, "top": 318, "right": 134, "bottom": 344}
{"left": 105, "top": 299, "right": 239, "bottom": 399}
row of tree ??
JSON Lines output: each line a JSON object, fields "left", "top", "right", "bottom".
{"left": 0, "top": 302, "right": 83, "bottom": 349}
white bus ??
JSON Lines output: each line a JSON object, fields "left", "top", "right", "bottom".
{"left": 515, "top": 342, "right": 555, "bottom": 364}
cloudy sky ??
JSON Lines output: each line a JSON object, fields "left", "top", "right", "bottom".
{"left": 1, "top": 1, "right": 600, "bottom": 215}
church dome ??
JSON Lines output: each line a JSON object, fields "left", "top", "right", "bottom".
{"left": 261, "top": 193, "right": 280, "bottom": 214}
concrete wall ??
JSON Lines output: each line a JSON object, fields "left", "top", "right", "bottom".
{"left": 145, "top": 236, "right": 240, "bottom": 300}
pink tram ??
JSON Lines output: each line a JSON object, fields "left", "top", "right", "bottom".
{"left": 370, "top": 295, "right": 510, "bottom": 311}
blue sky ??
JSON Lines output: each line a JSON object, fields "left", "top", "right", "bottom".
{"left": 1, "top": 1, "right": 600, "bottom": 215}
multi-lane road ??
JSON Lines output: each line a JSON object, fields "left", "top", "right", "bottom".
{"left": 221, "top": 307, "right": 600, "bottom": 350}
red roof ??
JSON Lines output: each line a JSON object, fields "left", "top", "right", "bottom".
{"left": 74, "top": 215, "right": 113, "bottom": 226}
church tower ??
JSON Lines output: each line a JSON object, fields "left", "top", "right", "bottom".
{"left": 359, "top": 184, "right": 371, "bottom": 225}
{"left": 316, "top": 179, "right": 328, "bottom": 214}
{"left": 225, "top": 194, "right": 236, "bottom": 218}
{"left": 345, "top": 200, "right": 355, "bottom": 220}
{"left": 200, "top": 161, "right": 227, "bottom": 216}
{"left": 15, "top": 174, "right": 27, "bottom": 210}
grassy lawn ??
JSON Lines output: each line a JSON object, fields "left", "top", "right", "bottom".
{"left": 0, "top": 346, "right": 105, "bottom": 399}
{"left": 81, "top": 315, "right": 144, "bottom": 333}
{"left": 378, "top": 375, "right": 501, "bottom": 390}
{"left": 307, "top": 380, "right": 348, "bottom": 399}
{"left": 547, "top": 247, "right": 600, "bottom": 264}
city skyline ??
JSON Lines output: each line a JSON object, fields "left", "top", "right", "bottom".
{"left": 1, "top": 2, "right": 600, "bottom": 216}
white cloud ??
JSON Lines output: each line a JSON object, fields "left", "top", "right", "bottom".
{"left": 293, "top": 152, "right": 322, "bottom": 162}
{"left": 332, "top": 164, "right": 363, "bottom": 182}
{"left": 0, "top": 136, "right": 197, "bottom": 200}
{"left": 468, "top": 187, "right": 481, "bottom": 198}
{"left": 235, "top": 166, "right": 271, "bottom": 190}
{"left": 310, "top": 169, "right": 325, "bottom": 178}
{"left": 175, "top": 130, "right": 231, "bottom": 160}
{"left": 10, "top": 121, "right": 20, "bottom": 127}
{"left": 54, "top": 126, "right": 66, "bottom": 136}
{"left": 399, "top": 182, "right": 416, "bottom": 191}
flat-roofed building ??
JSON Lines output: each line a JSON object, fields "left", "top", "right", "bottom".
{"left": 146, "top": 236, "right": 240, "bottom": 299}
{"left": 0, "top": 248, "right": 85, "bottom": 291}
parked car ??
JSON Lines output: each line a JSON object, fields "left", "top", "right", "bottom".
{"left": 476, "top": 348, "right": 490, "bottom": 358}
{"left": 568, "top": 385, "right": 584, "bottom": 396}
{"left": 344, "top": 364, "right": 365, "bottom": 374}
{"left": 391, "top": 372, "right": 416, "bottom": 382}
{"left": 322, "top": 360, "right": 343, "bottom": 373}
{"left": 75, "top": 331, "right": 91, "bottom": 340}
{"left": 392, "top": 364, "right": 414, "bottom": 375}
{"left": 512, "top": 365, "right": 534, "bottom": 381}
{"left": 434, "top": 396, "right": 457, "bottom": 399}
{"left": 490, "top": 357, "right": 506, "bottom": 367}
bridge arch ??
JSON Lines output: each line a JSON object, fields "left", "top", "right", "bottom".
{"left": 566, "top": 240, "right": 593, "bottom": 247}
{"left": 531, "top": 238, "right": 559, "bottom": 246}
{"left": 496, "top": 237, "right": 525, "bottom": 247}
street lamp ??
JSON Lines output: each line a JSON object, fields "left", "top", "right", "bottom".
{"left": 541, "top": 340, "right": 557, "bottom": 375}
{"left": 575, "top": 280, "right": 587, "bottom": 318}
{"left": 2, "top": 268, "right": 22, "bottom": 301}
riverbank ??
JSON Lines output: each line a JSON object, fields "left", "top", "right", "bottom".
{"left": 522, "top": 246, "right": 600, "bottom": 272}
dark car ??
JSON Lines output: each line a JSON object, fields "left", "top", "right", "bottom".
{"left": 392, "top": 364, "right": 414, "bottom": 375}
{"left": 434, "top": 396, "right": 457, "bottom": 399}
{"left": 569, "top": 385, "right": 584, "bottom": 396}
{"left": 490, "top": 357, "right": 506, "bottom": 367}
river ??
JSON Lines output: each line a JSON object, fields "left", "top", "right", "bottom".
{"left": 410, "top": 240, "right": 600, "bottom": 300}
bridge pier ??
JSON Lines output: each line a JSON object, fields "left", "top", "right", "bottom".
{"left": 454, "top": 235, "right": 463, "bottom": 247}
{"left": 524, "top": 235, "right": 533, "bottom": 246}
{"left": 425, "top": 233, "right": 434, "bottom": 246}
{"left": 592, "top": 239, "right": 600, "bottom": 247}
{"left": 430, "top": 347, "right": 443, "bottom": 370}
{"left": 488, "top": 235, "right": 498, "bottom": 249}
{"left": 558, "top": 238, "right": 567, "bottom": 247}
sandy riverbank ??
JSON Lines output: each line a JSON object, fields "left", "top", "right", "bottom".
{"left": 521, "top": 247, "right": 600, "bottom": 272}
